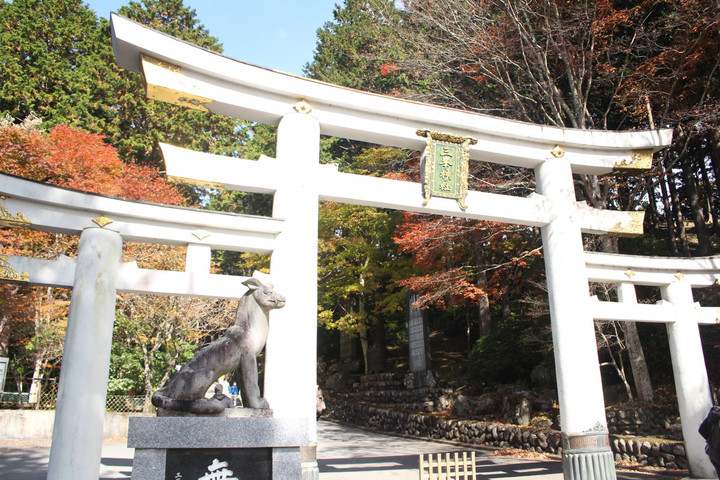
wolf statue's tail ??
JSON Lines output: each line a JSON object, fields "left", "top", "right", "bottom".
{"left": 151, "top": 389, "right": 225, "bottom": 415}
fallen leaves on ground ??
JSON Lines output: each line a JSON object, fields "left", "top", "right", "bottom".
{"left": 490, "top": 448, "right": 553, "bottom": 460}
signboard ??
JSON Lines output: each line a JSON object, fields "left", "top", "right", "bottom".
{"left": 0, "top": 357, "right": 8, "bottom": 394}
{"left": 418, "top": 129, "right": 477, "bottom": 210}
{"left": 165, "top": 448, "right": 271, "bottom": 480}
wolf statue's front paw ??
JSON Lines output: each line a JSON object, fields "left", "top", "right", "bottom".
{"left": 247, "top": 397, "right": 270, "bottom": 409}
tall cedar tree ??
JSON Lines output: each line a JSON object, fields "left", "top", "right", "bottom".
{"left": 0, "top": 0, "right": 247, "bottom": 175}
{"left": 0, "top": 0, "right": 112, "bottom": 129}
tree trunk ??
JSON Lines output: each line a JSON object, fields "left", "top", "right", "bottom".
{"left": 708, "top": 130, "right": 720, "bottom": 234}
{"left": 141, "top": 342, "right": 155, "bottom": 413}
{"left": 596, "top": 322, "right": 634, "bottom": 401}
{"left": 358, "top": 292, "right": 370, "bottom": 375}
{"left": 29, "top": 359, "right": 45, "bottom": 409}
{"left": 473, "top": 240, "right": 491, "bottom": 335}
{"left": 615, "top": 283, "right": 654, "bottom": 401}
{"left": 698, "top": 150, "right": 719, "bottom": 234}
{"left": 0, "top": 311, "right": 10, "bottom": 358}
{"left": 359, "top": 330, "right": 370, "bottom": 375}
{"left": 644, "top": 177, "right": 659, "bottom": 230}
{"left": 666, "top": 164, "right": 690, "bottom": 255}
{"left": 0, "top": 285, "right": 20, "bottom": 357}
{"left": 372, "top": 311, "right": 386, "bottom": 373}
{"left": 614, "top": 283, "right": 654, "bottom": 402}
{"left": 681, "top": 156, "right": 710, "bottom": 255}
{"left": 622, "top": 322, "right": 654, "bottom": 402}
{"left": 599, "top": 250, "right": 655, "bottom": 403}
{"left": 659, "top": 163, "right": 679, "bottom": 254}
{"left": 499, "top": 273, "right": 511, "bottom": 320}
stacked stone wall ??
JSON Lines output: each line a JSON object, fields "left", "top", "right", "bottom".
{"left": 606, "top": 407, "right": 682, "bottom": 439}
{"left": 326, "top": 399, "right": 688, "bottom": 470}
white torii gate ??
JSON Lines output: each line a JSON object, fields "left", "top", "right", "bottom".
{"left": 108, "top": 12, "right": 696, "bottom": 480}
{"left": 0, "top": 172, "right": 284, "bottom": 479}
{"left": 585, "top": 252, "right": 719, "bottom": 478}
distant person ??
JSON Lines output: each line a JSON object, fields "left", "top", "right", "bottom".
{"left": 229, "top": 382, "right": 239, "bottom": 407}
{"left": 220, "top": 377, "right": 230, "bottom": 396}
{"left": 212, "top": 383, "right": 234, "bottom": 409}
{"left": 699, "top": 405, "right": 720, "bottom": 477}
{"left": 316, "top": 386, "right": 326, "bottom": 420}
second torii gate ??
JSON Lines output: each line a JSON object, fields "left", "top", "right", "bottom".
{"left": 110, "top": 13, "right": 687, "bottom": 480}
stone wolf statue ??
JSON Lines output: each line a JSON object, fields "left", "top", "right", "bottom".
{"left": 152, "top": 277, "right": 286, "bottom": 414}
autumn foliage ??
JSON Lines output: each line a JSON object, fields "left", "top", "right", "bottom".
{"left": 0, "top": 123, "right": 185, "bottom": 203}
{"left": 0, "top": 120, "right": 187, "bottom": 382}
{"left": 393, "top": 212, "right": 541, "bottom": 310}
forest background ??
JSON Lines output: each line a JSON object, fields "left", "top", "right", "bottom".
{"left": 0, "top": 0, "right": 719, "bottom": 412}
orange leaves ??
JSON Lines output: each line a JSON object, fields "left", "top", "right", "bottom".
{"left": 380, "top": 62, "right": 400, "bottom": 76}
{"left": 590, "top": 0, "right": 634, "bottom": 39}
{"left": 393, "top": 206, "right": 542, "bottom": 310}
{"left": 119, "top": 163, "right": 185, "bottom": 205}
{"left": 612, "top": 0, "right": 720, "bottom": 124}
{"left": 399, "top": 268, "right": 484, "bottom": 309}
{"left": 0, "top": 122, "right": 186, "bottom": 204}
{"left": 122, "top": 242, "right": 187, "bottom": 271}
{"left": 0, "top": 122, "right": 190, "bottom": 368}
{"left": 0, "top": 125, "right": 54, "bottom": 180}
{"left": 46, "top": 124, "right": 123, "bottom": 195}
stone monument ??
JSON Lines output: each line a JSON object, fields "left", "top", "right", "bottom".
{"left": 129, "top": 278, "right": 307, "bottom": 479}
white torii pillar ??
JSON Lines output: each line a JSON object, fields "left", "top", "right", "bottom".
{"left": 585, "top": 253, "right": 718, "bottom": 478}
{"left": 537, "top": 155, "right": 616, "bottom": 478}
{"left": 662, "top": 282, "right": 715, "bottom": 479}
{"left": 47, "top": 227, "right": 121, "bottom": 480}
{"left": 264, "top": 106, "right": 321, "bottom": 475}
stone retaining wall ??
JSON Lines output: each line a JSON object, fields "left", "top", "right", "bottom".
{"left": 0, "top": 410, "right": 149, "bottom": 440}
{"left": 606, "top": 407, "right": 682, "bottom": 439}
{"left": 327, "top": 399, "right": 689, "bottom": 470}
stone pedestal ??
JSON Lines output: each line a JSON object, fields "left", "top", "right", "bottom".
{"left": 128, "top": 415, "right": 308, "bottom": 480}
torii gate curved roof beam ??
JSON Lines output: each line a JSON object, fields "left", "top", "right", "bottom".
{"left": 111, "top": 14, "right": 672, "bottom": 175}
{"left": 0, "top": 172, "right": 282, "bottom": 253}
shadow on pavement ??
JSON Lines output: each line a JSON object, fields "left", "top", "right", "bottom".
{"left": 0, "top": 447, "right": 50, "bottom": 480}
{"left": 476, "top": 458, "right": 563, "bottom": 477}
{"left": 102, "top": 456, "right": 133, "bottom": 468}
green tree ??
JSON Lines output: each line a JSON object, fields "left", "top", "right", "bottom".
{"left": 0, "top": 0, "right": 248, "bottom": 175}
{"left": 305, "top": 0, "right": 417, "bottom": 95}
{"left": 318, "top": 201, "right": 410, "bottom": 373}
{"left": 106, "top": 0, "right": 245, "bottom": 170}
{"left": 0, "top": 0, "right": 111, "bottom": 128}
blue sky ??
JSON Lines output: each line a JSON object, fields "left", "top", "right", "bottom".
{"left": 85, "top": 0, "right": 341, "bottom": 75}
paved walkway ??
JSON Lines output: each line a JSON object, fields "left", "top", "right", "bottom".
{"left": 0, "top": 420, "right": 687, "bottom": 479}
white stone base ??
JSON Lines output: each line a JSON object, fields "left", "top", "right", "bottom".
{"left": 562, "top": 449, "right": 616, "bottom": 480}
